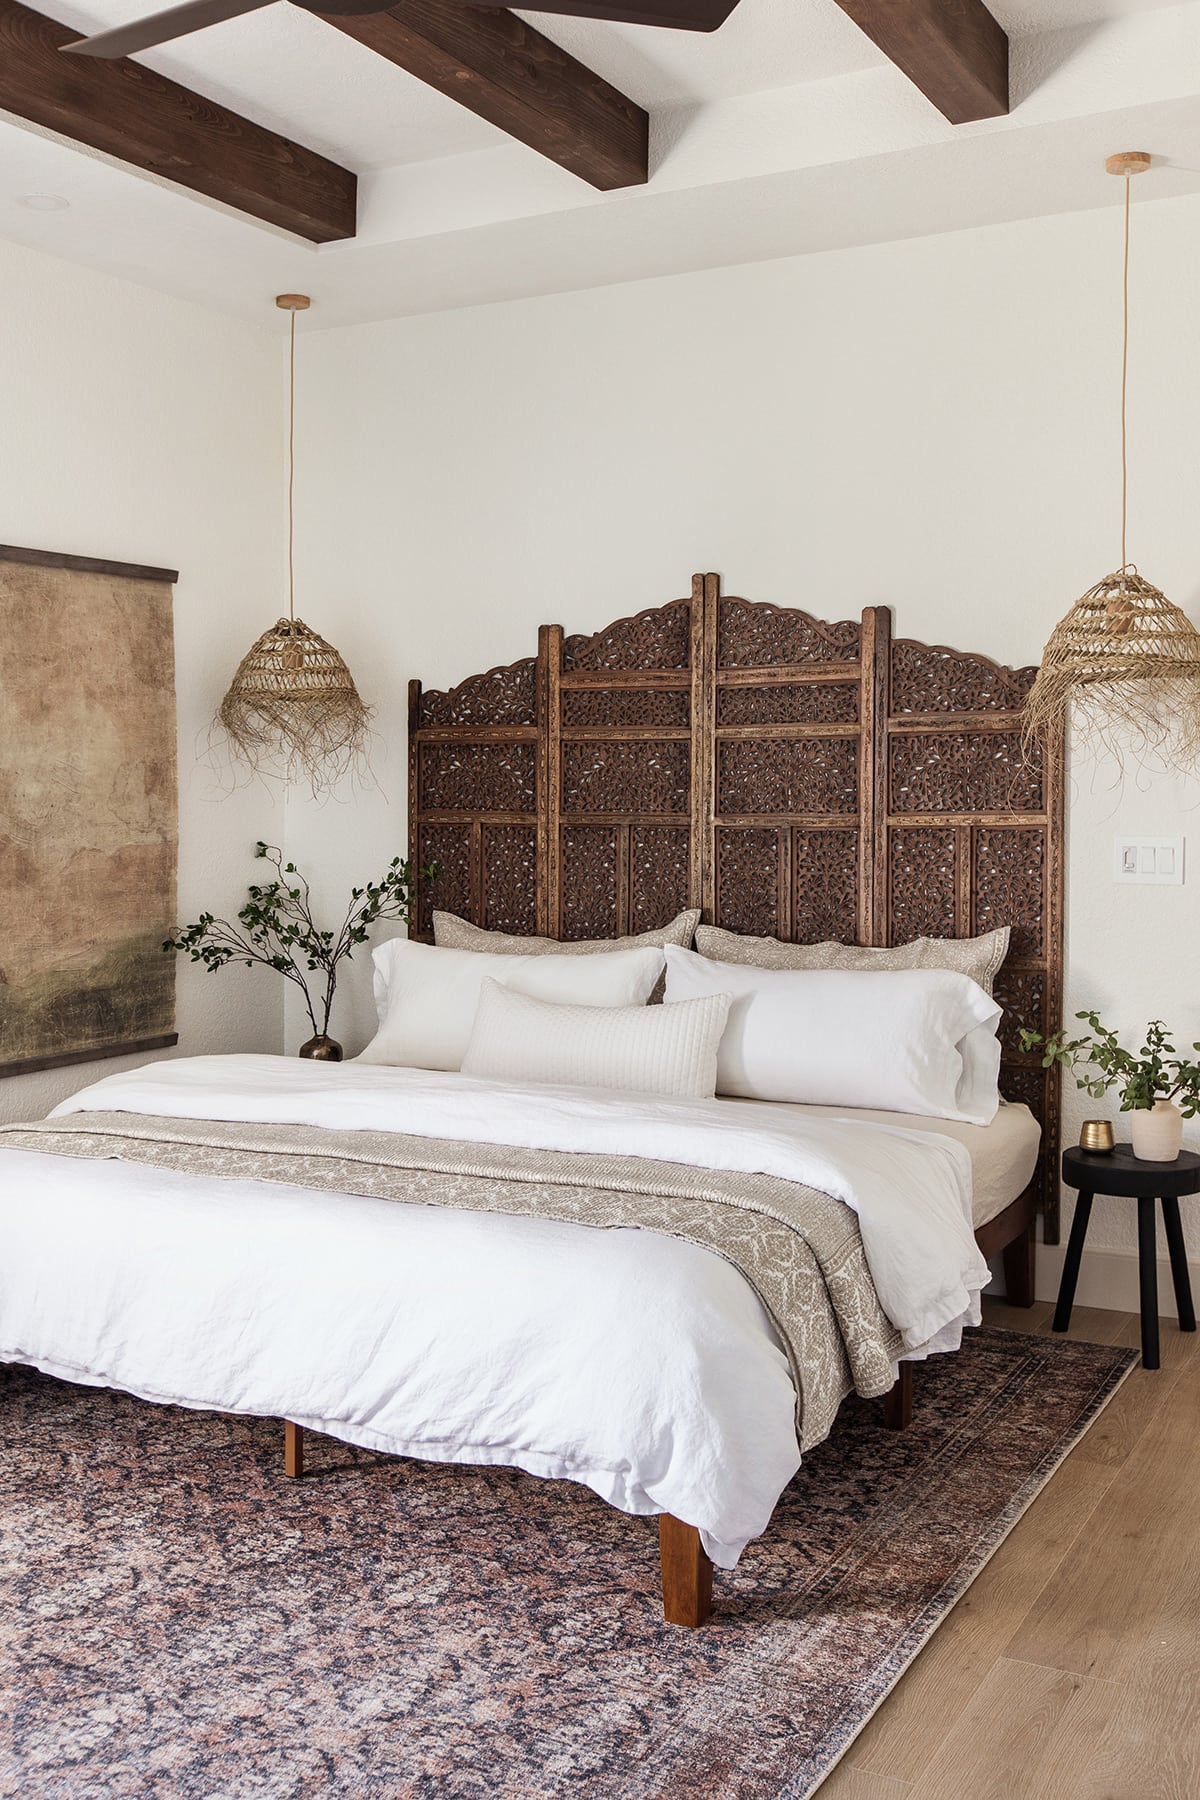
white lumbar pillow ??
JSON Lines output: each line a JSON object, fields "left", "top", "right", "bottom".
{"left": 360, "top": 938, "right": 664, "bottom": 1071}
{"left": 662, "top": 945, "right": 1002, "bottom": 1125}
{"left": 461, "top": 978, "right": 732, "bottom": 1099}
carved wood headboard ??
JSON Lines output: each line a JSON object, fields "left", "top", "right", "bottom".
{"left": 409, "top": 572, "right": 1065, "bottom": 1239}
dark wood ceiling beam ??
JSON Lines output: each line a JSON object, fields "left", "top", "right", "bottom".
{"left": 454, "top": 0, "right": 737, "bottom": 26}
{"left": 0, "top": 0, "right": 357, "bottom": 242}
{"left": 317, "top": 0, "right": 648, "bottom": 191}
{"left": 831, "top": 0, "right": 1008, "bottom": 124}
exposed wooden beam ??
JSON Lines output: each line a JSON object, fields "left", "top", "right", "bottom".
{"left": 457, "top": 0, "right": 737, "bottom": 26}
{"left": 0, "top": 0, "right": 357, "bottom": 242}
{"left": 831, "top": 0, "right": 1008, "bottom": 124}
{"left": 318, "top": 0, "right": 649, "bottom": 191}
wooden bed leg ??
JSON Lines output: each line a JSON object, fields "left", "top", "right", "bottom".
{"left": 883, "top": 1361, "right": 913, "bottom": 1431}
{"left": 1002, "top": 1221, "right": 1037, "bottom": 1308}
{"left": 659, "top": 1514, "right": 713, "bottom": 1627}
{"left": 284, "top": 1420, "right": 305, "bottom": 1480}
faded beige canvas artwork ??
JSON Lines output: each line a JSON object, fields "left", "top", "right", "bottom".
{"left": 0, "top": 547, "right": 179, "bottom": 1076}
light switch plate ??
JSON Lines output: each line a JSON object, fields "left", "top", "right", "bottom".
{"left": 1114, "top": 836, "right": 1185, "bottom": 884}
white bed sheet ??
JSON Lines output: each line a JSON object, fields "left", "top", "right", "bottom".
{"left": 782, "top": 1100, "right": 1042, "bottom": 1229}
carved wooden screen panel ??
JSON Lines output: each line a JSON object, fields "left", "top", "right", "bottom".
{"left": 409, "top": 573, "right": 1064, "bottom": 1237}
{"left": 704, "top": 575, "right": 883, "bottom": 948}
{"left": 547, "top": 579, "right": 702, "bottom": 939}
{"left": 408, "top": 655, "right": 541, "bottom": 940}
{"left": 883, "top": 639, "right": 1065, "bottom": 1240}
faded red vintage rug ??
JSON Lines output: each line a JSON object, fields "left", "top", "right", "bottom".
{"left": 0, "top": 1328, "right": 1132, "bottom": 1799}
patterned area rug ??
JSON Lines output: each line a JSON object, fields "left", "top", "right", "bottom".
{"left": 0, "top": 1329, "right": 1132, "bottom": 1800}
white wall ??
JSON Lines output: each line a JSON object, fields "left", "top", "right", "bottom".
{"left": 287, "top": 190, "right": 1200, "bottom": 1282}
{"left": 0, "top": 238, "right": 287, "bottom": 1123}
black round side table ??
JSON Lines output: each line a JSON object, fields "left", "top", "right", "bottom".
{"left": 1058, "top": 1144, "right": 1200, "bottom": 1369}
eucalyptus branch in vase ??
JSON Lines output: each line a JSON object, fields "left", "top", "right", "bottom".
{"left": 1021, "top": 1011, "right": 1200, "bottom": 1162}
{"left": 164, "top": 842, "right": 438, "bottom": 1060}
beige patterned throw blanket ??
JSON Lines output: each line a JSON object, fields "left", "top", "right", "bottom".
{"left": 1, "top": 1111, "right": 906, "bottom": 1451}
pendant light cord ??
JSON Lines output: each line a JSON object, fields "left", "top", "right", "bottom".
{"left": 286, "top": 306, "right": 295, "bottom": 622}
{"left": 1120, "top": 172, "right": 1131, "bottom": 571}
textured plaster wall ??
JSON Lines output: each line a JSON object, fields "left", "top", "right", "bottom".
{"left": 0, "top": 237, "right": 286, "bottom": 1125}
{"left": 286, "top": 191, "right": 1200, "bottom": 1266}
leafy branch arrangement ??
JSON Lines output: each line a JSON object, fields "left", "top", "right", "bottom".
{"left": 1021, "top": 1012, "right": 1200, "bottom": 1116}
{"left": 164, "top": 842, "right": 437, "bottom": 1043}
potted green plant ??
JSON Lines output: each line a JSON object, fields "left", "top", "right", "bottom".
{"left": 1021, "top": 1012, "right": 1200, "bottom": 1162}
{"left": 164, "top": 842, "right": 437, "bottom": 1060}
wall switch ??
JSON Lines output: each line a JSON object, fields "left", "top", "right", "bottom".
{"left": 1114, "top": 837, "right": 1185, "bottom": 884}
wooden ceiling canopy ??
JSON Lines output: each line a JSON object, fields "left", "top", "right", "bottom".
{"left": 408, "top": 573, "right": 1064, "bottom": 1239}
{"left": 0, "top": 0, "right": 1009, "bottom": 240}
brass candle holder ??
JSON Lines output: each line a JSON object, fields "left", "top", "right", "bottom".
{"left": 1080, "top": 1119, "right": 1116, "bottom": 1153}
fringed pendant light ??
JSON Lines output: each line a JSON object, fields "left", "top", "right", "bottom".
{"left": 215, "top": 294, "right": 372, "bottom": 794}
{"left": 1023, "top": 152, "right": 1200, "bottom": 769}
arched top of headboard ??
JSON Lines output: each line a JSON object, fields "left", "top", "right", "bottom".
{"left": 409, "top": 572, "right": 1064, "bottom": 1235}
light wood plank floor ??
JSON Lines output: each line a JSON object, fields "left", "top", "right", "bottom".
{"left": 818, "top": 1297, "right": 1200, "bottom": 1800}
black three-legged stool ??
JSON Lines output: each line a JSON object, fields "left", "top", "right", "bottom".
{"left": 1057, "top": 1144, "right": 1200, "bottom": 1369}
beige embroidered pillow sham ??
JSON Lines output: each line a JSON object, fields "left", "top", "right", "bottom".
{"left": 693, "top": 923, "right": 1010, "bottom": 996}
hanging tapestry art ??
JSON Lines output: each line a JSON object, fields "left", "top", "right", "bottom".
{"left": 0, "top": 545, "right": 178, "bottom": 1076}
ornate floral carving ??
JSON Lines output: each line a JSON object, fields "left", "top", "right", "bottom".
{"left": 560, "top": 826, "right": 618, "bottom": 938}
{"left": 717, "top": 598, "right": 859, "bottom": 669}
{"left": 482, "top": 827, "right": 538, "bottom": 936}
{"left": 889, "top": 827, "right": 957, "bottom": 942}
{"left": 717, "top": 738, "right": 857, "bottom": 816}
{"left": 563, "top": 601, "right": 691, "bottom": 672}
{"left": 562, "top": 741, "right": 690, "bottom": 815}
{"left": 562, "top": 687, "right": 689, "bottom": 728}
{"left": 999, "top": 1064, "right": 1049, "bottom": 1141}
{"left": 889, "top": 731, "right": 1042, "bottom": 815}
{"left": 993, "top": 963, "right": 1048, "bottom": 1060}
{"left": 890, "top": 641, "right": 1036, "bottom": 716}
{"left": 414, "top": 824, "right": 472, "bottom": 935}
{"left": 418, "top": 658, "right": 537, "bottom": 729}
{"left": 717, "top": 682, "right": 859, "bottom": 727}
{"left": 629, "top": 827, "right": 691, "bottom": 930}
{"left": 420, "top": 743, "right": 537, "bottom": 814}
{"left": 975, "top": 828, "right": 1046, "bottom": 960}
{"left": 793, "top": 830, "right": 858, "bottom": 943}
{"left": 715, "top": 828, "right": 780, "bottom": 938}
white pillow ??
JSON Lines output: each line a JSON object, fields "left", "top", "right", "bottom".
{"left": 461, "top": 979, "right": 731, "bottom": 1099}
{"left": 662, "top": 945, "right": 1002, "bottom": 1124}
{"left": 360, "top": 938, "right": 664, "bottom": 1072}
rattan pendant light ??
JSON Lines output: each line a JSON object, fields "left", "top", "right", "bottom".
{"left": 1023, "top": 152, "right": 1200, "bottom": 770}
{"left": 215, "top": 294, "right": 372, "bottom": 794}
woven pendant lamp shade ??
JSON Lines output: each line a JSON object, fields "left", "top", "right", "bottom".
{"left": 1023, "top": 153, "right": 1200, "bottom": 770}
{"left": 1024, "top": 567, "right": 1200, "bottom": 765}
{"left": 214, "top": 294, "right": 373, "bottom": 795}
{"left": 217, "top": 617, "right": 372, "bottom": 788}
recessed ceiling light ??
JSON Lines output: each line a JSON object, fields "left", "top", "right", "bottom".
{"left": 16, "top": 194, "right": 71, "bottom": 212}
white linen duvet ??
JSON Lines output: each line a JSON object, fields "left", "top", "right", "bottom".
{"left": 0, "top": 1056, "right": 990, "bottom": 1567}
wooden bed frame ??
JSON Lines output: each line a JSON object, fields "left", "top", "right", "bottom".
{"left": 291, "top": 571, "right": 1066, "bottom": 1628}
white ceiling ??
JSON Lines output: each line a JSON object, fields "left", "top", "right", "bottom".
{"left": 1, "top": 0, "right": 1198, "bottom": 325}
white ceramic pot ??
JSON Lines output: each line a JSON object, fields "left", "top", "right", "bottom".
{"left": 1129, "top": 1099, "right": 1183, "bottom": 1162}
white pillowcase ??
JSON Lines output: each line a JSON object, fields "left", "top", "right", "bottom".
{"left": 662, "top": 945, "right": 1002, "bottom": 1125}
{"left": 461, "top": 979, "right": 731, "bottom": 1099}
{"left": 359, "top": 938, "right": 664, "bottom": 1072}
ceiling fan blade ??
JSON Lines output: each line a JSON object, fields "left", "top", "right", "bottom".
{"left": 61, "top": 0, "right": 276, "bottom": 58}
{"left": 471, "top": 0, "right": 740, "bottom": 27}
